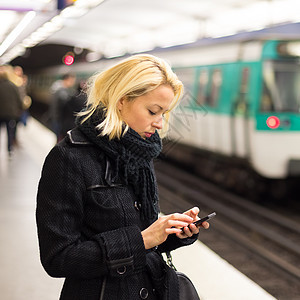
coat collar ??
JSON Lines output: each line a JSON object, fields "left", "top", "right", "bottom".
{"left": 67, "top": 127, "right": 122, "bottom": 187}
{"left": 66, "top": 127, "right": 93, "bottom": 145}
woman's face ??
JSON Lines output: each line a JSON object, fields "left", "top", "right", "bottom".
{"left": 117, "top": 84, "right": 175, "bottom": 139}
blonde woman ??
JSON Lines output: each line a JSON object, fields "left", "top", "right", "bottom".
{"left": 36, "top": 54, "right": 209, "bottom": 300}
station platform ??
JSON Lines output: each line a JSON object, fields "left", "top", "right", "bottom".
{"left": 0, "top": 117, "right": 277, "bottom": 300}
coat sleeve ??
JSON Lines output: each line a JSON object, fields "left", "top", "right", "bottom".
{"left": 36, "top": 145, "right": 146, "bottom": 279}
{"left": 157, "top": 231, "right": 199, "bottom": 254}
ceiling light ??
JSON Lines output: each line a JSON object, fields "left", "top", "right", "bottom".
{"left": 86, "top": 51, "right": 102, "bottom": 62}
{"left": 0, "top": 11, "right": 36, "bottom": 56}
{"left": 74, "top": 0, "right": 105, "bottom": 9}
{"left": 60, "top": 6, "right": 89, "bottom": 18}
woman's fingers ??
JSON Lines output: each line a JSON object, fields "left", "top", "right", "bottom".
{"left": 184, "top": 207, "right": 200, "bottom": 221}
{"left": 167, "top": 219, "right": 190, "bottom": 228}
{"left": 170, "top": 213, "right": 194, "bottom": 222}
{"left": 142, "top": 213, "right": 194, "bottom": 248}
{"left": 142, "top": 211, "right": 210, "bottom": 249}
{"left": 190, "top": 207, "right": 200, "bottom": 218}
{"left": 176, "top": 222, "right": 199, "bottom": 238}
{"left": 201, "top": 221, "right": 210, "bottom": 229}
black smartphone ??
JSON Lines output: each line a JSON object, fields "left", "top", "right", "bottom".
{"left": 181, "top": 212, "right": 216, "bottom": 232}
{"left": 193, "top": 212, "right": 216, "bottom": 227}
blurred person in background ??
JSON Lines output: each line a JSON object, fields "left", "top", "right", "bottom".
{"left": 60, "top": 80, "right": 87, "bottom": 138}
{"left": 0, "top": 65, "right": 23, "bottom": 156}
{"left": 13, "top": 66, "right": 32, "bottom": 127}
{"left": 49, "top": 72, "right": 76, "bottom": 142}
{"left": 36, "top": 54, "right": 210, "bottom": 300}
{"left": 5, "top": 65, "right": 31, "bottom": 146}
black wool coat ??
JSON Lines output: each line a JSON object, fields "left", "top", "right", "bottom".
{"left": 36, "top": 128, "right": 197, "bottom": 300}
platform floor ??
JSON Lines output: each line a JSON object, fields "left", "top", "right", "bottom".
{"left": 0, "top": 117, "right": 277, "bottom": 300}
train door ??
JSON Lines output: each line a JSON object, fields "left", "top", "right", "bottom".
{"left": 231, "top": 66, "right": 251, "bottom": 157}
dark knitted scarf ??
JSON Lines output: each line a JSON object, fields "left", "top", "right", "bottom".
{"left": 76, "top": 109, "right": 162, "bottom": 220}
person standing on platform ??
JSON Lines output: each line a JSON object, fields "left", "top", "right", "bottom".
{"left": 7, "top": 65, "right": 32, "bottom": 147}
{"left": 49, "top": 73, "right": 76, "bottom": 142}
{"left": 0, "top": 66, "right": 23, "bottom": 156}
{"left": 36, "top": 54, "right": 210, "bottom": 300}
{"left": 13, "top": 65, "right": 32, "bottom": 127}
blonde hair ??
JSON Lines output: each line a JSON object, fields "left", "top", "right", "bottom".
{"left": 79, "top": 54, "right": 183, "bottom": 139}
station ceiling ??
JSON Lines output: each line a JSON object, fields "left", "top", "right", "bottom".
{"left": 1, "top": 0, "right": 300, "bottom": 69}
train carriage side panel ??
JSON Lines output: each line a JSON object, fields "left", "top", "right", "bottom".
{"left": 169, "top": 41, "right": 264, "bottom": 158}
{"left": 171, "top": 63, "right": 237, "bottom": 156}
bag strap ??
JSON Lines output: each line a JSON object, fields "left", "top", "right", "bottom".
{"left": 166, "top": 251, "right": 177, "bottom": 271}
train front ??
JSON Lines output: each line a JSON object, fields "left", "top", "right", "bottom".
{"left": 253, "top": 40, "right": 300, "bottom": 179}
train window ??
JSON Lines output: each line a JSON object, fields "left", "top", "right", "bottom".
{"left": 261, "top": 84, "right": 274, "bottom": 112}
{"left": 240, "top": 68, "right": 249, "bottom": 94}
{"left": 261, "top": 61, "right": 300, "bottom": 112}
{"left": 208, "top": 69, "right": 222, "bottom": 107}
{"left": 233, "top": 67, "right": 250, "bottom": 115}
{"left": 174, "top": 67, "right": 195, "bottom": 106}
{"left": 197, "top": 69, "right": 208, "bottom": 105}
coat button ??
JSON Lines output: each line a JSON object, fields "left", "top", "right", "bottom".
{"left": 139, "top": 288, "right": 149, "bottom": 299}
{"left": 117, "top": 266, "right": 126, "bottom": 275}
{"left": 134, "top": 201, "right": 142, "bottom": 211}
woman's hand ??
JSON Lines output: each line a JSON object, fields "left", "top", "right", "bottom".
{"left": 141, "top": 207, "right": 210, "bottom": 249}
{"left": 176, "top": 207, "right": 209, "bottom": 239}
{"left": 141, "top": 213, "right": 193, "bottom": 250}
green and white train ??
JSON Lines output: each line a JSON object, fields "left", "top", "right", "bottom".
{"left": 156, "top": 38, "right": 300, "bottom": 197}
{"left": 29, "top": 36, "right": 300, "bottom": 197}
{"left": 160, "top": 40, "right": 300, "bottom": 173}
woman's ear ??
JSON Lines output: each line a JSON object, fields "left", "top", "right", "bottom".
{"left": 117, "top": 97, "right": 125, "bottom": 112}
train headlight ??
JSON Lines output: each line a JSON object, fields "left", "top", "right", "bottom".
{"left": 266, "top": 116, "right": 280, "bottom": 129}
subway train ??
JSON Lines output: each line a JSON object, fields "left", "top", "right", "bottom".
{"left": 160, "top": 38, "right": 300, "bottom": 200}
{"left": 27, "top": 36, "right": 300, "bottom": 200}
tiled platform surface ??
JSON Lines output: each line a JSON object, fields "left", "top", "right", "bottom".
{"left": 0, "top": 118, "right": 276, "bottom": 300}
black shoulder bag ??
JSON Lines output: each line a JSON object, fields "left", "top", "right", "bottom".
{"left": 166, "top": 251, "right": 201, "bottom": 300}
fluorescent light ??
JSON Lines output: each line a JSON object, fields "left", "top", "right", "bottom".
{"left": 74, "top": 0, "right": 105, "bottom": 9}
{"left": 60, "top": 6, "right": 89, "bottom": 19}
{"left": 0, "top": 11, "right": 36, "bottom": 56}
{"left": 86, "top": 51, "right": 102, "bottom": 62}
{"left": 21, "top": 38, "right": 37, "bottom": 48}
{"left": 0, "top": 0, "right": 56, "bottom": 11}
{"left": 0, "top": 11, "right": 19, "bottom": 41}
{"left": 42, "top": 21, "right": 63, "bottom": 33}
{"left": 0, "top": 0, "right": 107, "bottom": 63}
